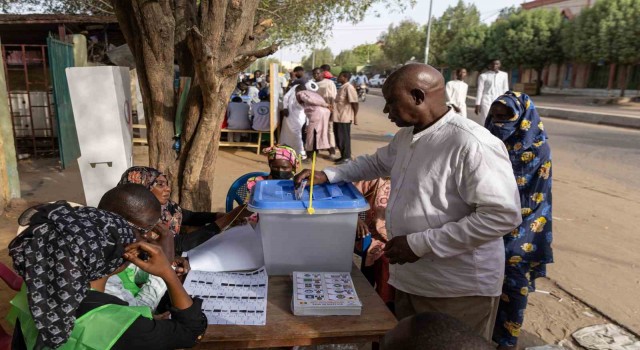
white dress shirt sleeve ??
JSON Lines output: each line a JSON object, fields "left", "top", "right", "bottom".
{"left": 476, "top": 73, "right": 485, "bottom": 103}
{"left": 406, "top": 141, "right": 522, "bottom": 258}
{"left": 324, "top": 132, "right": 399, "bottom": 183}
{"left": 445, "top": 82, "right": 454, "bottom": 105}
{"left": 501, "top": 72, "right": 510, "bottom": 94}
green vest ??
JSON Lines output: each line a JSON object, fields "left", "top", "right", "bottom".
{"left": 8, "top": 285, "right": 152, "bottom": 350}
{"left": 116, "top": 266, "right": 149, "bottom": 297}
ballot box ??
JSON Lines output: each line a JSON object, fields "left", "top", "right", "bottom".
{"left": 248, "top": 180, "right": 369, "bottom": 275}
{"left": 66, "top": 66, "right": 133, "bottom": 207}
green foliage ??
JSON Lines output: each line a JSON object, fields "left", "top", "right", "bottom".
{"left": 335, "top": 43, "right": 383, "bottom": 72}
{"left": 379, "top": 20, "right": 426, "bottom": 64}
{"left": 300, "top": 47, "right": 334, "bottom": 71}
{"left": 445, "top": 24, "right": 488, "bottom": 71}
{"left": 428, "top": 0, "right": 482, "bottom": 66}
{"left": 562, "top": 0, "right": 640, "bottom": 65}
{"left": 484, "top": 8, "right": 564, "bottom": 70}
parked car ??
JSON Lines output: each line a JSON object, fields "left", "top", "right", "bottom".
{"left": 369, "top": 74, "right": 386, "bottom": 87}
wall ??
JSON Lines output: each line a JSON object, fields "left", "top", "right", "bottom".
{"left": 0, "top": 40, "right": 21, "bottom": 212}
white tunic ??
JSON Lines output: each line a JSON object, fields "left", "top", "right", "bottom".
{"left": 279, "top": 85, "right": 306, "bottom": 157}
{"left": 476, "top": 70, "right": 509, "bottom": 124}
{"left": 324, "top": 110, "right": 521, "bottom": 298}
{"left": 445, "top": 80, "right": 469, "bottom": 118}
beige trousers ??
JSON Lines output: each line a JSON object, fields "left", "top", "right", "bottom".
{"left": 395, "top": 290, "right": 500, "bottom": 341}
{"left": 328, "top": 119, "right": 336, "bottom": 149}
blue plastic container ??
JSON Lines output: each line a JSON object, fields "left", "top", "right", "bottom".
{"left": 248, "top": 180, "right": 369, "bottom": 275}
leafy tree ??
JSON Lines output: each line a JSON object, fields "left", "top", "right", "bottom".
{"left": 445, "top": 24, "right": 489, "bottom": 72}
{"left": 562, "top": 0, "right": 640, "bottom": 96}
{"left": 335, "top": 43, "right": 383, "bottom": 73}
{"left": 1, "top": 0, "right": 412, "bottom": 210}
{"left": 301, "top": 47, "right": 334, "bottom": 71}
{"left": 485, "top": 8, "right": 564, "bottom": 94}
{"left": 379, "top": 20, "right": 426, "bottom": 64}
{"left": 428, "top": 0, "right": 482, "bottom": 67}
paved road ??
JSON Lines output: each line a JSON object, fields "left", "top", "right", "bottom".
{"left": 354, "top": 94, "right": 640, "bottom": 334}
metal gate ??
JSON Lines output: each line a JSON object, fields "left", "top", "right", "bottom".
{"left": 47, "top": 37, "right": 80, "bottom": 169}
{"left": 1, "top": 44, "right": 57, "bottom": 158}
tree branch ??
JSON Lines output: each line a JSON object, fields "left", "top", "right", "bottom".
{"left": 219, "top": 42, "right": 279, "bottom": 76}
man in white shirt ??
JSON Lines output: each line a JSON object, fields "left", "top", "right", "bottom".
{"left": 353, "top": 71, "right": 369, "bottom": 86}
{"left": 295, "top": 64, "right": 521, "bottom": 340}
{"left": 446, "top": 68, "right": 469, "bottom": 118}
{"left": 313, "top": 67, "right": 339, "bottom": 160}
{"left": 476, "top": 59, "right": 509, "bottom": 125}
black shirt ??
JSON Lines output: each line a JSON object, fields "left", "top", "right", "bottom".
{"left": 13, "top": 291, "right": 207, "bottom": 350}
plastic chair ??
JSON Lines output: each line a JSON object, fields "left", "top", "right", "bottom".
{"left": 0, "top": 262, "right": 23, "bottom": 350}
{"left": 225, "top": 172, "right": 269, "bottom": 212}
{"left": 354, "top": 212, "right": 373, "bottom": 270}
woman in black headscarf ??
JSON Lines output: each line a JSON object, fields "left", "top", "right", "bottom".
{"left": 8, "top": 201, "right": 206, "bottom": 350}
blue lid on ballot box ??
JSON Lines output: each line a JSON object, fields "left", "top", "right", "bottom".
{"left": 248, "top": 180, "right": 369, "bottom": 214}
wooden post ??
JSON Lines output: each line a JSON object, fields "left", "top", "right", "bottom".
{"left": 0, "top": 39, "right": 21, "bottom": 210}
{"left": 269, "top": 63, "right": 279, "bottom": 148}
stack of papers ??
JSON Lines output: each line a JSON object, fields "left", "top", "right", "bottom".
{"left": 291, "top": 272, "right": 362, "bottom": 316}
{"left": 183, "top": 267, "right": 268, "bottom": 325}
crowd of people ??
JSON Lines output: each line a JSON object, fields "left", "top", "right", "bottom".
{"left": 5, "top": 60, "right": 552, "bottom": 350}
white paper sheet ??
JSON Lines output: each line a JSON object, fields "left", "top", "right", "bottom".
{"left": 185, "top": 224, "right": 264, "bottom": 272}
{"left": 183, "top": 267, "right": 268, "bottom": 325}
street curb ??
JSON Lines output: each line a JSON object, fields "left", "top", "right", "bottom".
{"left": 466, "top": 96, "right": 640, "bottom": 130}
{"left": 368, "top": 88, "right": 640, "bottom": 130}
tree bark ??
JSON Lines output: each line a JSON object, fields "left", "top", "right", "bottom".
{"left": 619, "top": 64, "right": 628, "bottom": 98}
{"left": 113, "top": 0, "right": 278, "bottom": 211}
{"left": 112, "top": 0, "right": 177, "bottom": 172}
{"left": 536, "top": 67, "right": 543, "bottom": 96}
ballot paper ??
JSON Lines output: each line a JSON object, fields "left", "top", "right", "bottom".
{"left": 183, "top": 267, "right": 268, "bottom": 325}
{"left": 185, "top": 224, "right": 264, "bottom": 272}
{"left": 291, "top": 272, "right": 362, "bottom": 316}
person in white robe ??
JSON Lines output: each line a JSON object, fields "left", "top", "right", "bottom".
{"left": 279, "top": 84, "right": 307, "bottom": 159}
{"left": 475, "top": 60, "right": 509, "bottom": 124}
{"left": 446, "top": 68, "right": 469, "bottom": 118}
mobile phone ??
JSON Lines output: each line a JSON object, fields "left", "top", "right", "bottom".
{"left": 138, "top": 250, "right": 150, "bottom": 261}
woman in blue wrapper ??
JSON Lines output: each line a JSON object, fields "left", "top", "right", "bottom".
{"left": 485, "top": 91, "right": 553, "bottom": 350}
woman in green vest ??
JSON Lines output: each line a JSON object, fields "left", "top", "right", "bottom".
{"left": 8, "top": 201, "right": 207, "bottom": 350}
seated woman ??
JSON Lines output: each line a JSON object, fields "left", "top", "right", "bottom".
{"left": 247, "top": 145, "right": 301, "bottom": 192}
{"left": 119, "top": 166, "right": 249, "bottom": 254}
{"left": 354, "top": 177, "right": 395, "bottom": 312}
{"left": 8, "top": 202, "right": 206, "bottom": 350}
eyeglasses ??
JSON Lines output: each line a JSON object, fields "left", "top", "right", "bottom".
{"left": 152, "top": 180, "right": 170, "bottom": 189}
{"left": 127, "top": 220, "right": 157, "bottom": 235}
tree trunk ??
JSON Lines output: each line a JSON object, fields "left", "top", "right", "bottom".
{"left": 619, "top": 64, "right": 628, "bottom": 98}
{"left": 113, "top": 0, "right": 278, "bottom": 211}
{"left": 536, "top": 67, "right": 543, "bottom": 95}
{"left": 112, "top": 0, "right": 177, "bottom": 172}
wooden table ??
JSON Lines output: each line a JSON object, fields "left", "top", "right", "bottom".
{"left": 194, "top": 266, "right": 397, "bottom": 349}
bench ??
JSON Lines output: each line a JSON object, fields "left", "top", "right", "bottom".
{"left": 132, "top": 124, "right": 148, "bottom": 145}
{"left": 219, "top": 129, "right": 267, "bottom": 154}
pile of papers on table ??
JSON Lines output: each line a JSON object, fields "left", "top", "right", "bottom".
{"left": 291, "top": 271, "right": 362, "bottom": 316}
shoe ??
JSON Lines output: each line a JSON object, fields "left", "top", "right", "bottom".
{"left": 336, "top": 158, "right": 352, "bottom": 165}
{"left": 329, "top": 154, "right": 341, "bottom": 161}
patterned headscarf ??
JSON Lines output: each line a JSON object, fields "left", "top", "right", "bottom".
{"left": 485, "top": 91, "right": 553, "bottom": 272}
{"left": 262, "top": 145, "right": 300, "bottom": 172}
{"left": 119, "top": 166, "right": 183, "bottom": 236}
{"left": 8, "top": 201, "right": 135, "bottom": 349}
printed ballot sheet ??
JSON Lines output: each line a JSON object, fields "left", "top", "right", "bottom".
{"left": 183, "top": 267, "right": 268, "bottom": 325}
{"left": 292, "top": 272, "right": 362, "bottom": 316}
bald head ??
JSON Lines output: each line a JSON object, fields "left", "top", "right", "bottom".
{"left": 381, "top": 63, "right": 450, "bottom": 132}
{"left": 98, "top": 183, "right": 161, "bottom": 229}
{"left": 384, "top": 63, "right": 445, "bottom": 95}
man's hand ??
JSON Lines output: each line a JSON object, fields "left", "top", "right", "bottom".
{"left": 293, "top": 169, "right": 329, "bottom": 187}
{"left": 453, "top": 106, "right": 461, "bottom": 113}
{"left": 124, "top": 242, "right": 174, "bottom": 279}
{"left": 282, "top": 109, "right": 289, "bottom": 118}
{"left": 172, "top": 257, "right": 191, "bottom": 278}
{"left": 384, "top": 236, "right": 420, "bottom": 265}
{"left": 474, "top": 105, "right": 480, "bottom": 115}
{"left": 356, "top": 219, "right": 369, "bottom": 239}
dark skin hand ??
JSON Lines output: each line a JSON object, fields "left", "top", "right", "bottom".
{"left": 356, "top": 219, "right": 369, "bottom": 239}
{"left": 383, "top": 236, "right": 420, "bottom": 264}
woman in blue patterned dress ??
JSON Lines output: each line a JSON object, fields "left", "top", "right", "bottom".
{"left": 485, "top": 91, "right": 553, "bottom": 349}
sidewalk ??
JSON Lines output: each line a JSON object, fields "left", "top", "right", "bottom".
{"left": 369, "top": 88, "right": 640, "bottom": 129}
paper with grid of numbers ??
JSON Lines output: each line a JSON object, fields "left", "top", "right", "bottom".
{"left": 183, "top": 267, "right": 268, "bottom": 325}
